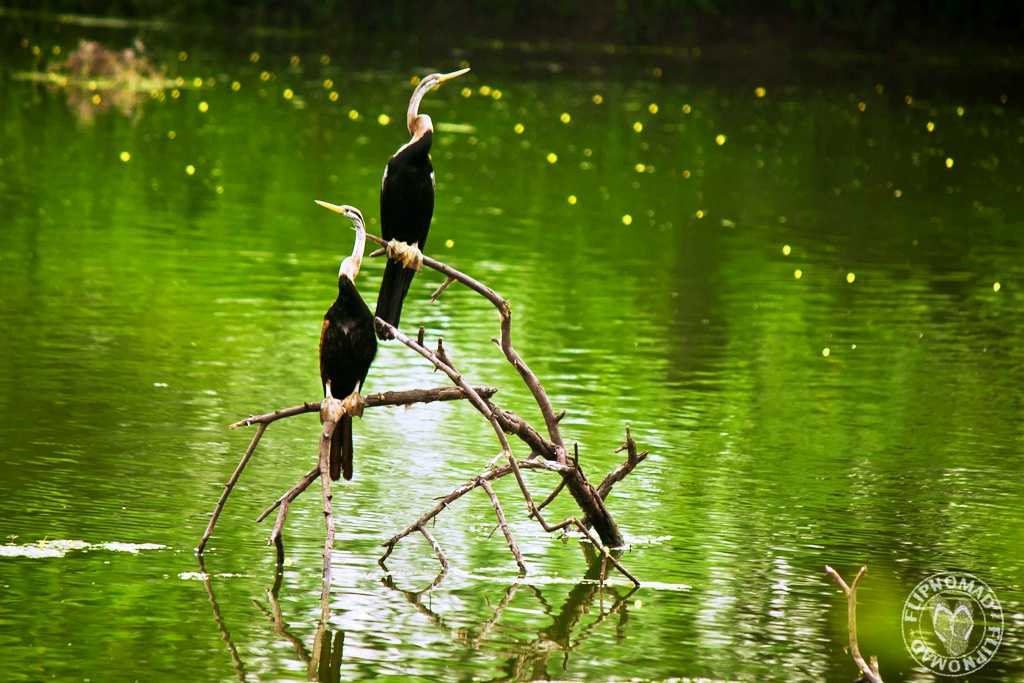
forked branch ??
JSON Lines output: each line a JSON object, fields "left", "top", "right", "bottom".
{"left": 825, "top": 565, "right": 883, "bottom": 683}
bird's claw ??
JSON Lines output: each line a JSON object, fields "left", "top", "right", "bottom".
{"left": 386, "top": 239, "right": 423, "bottom": 271}
{"left": 320, "top": 397, "right": 344, "bottom": 423}
{"left": 340, "top": 391, "right": 365, "bottom": 418}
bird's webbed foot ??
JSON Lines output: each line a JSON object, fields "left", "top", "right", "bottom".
{"left": 386, "top": 239, "right": 424, "bottom": 271}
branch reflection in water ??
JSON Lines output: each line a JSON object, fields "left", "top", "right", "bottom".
{"left": 200, "top": 557, "right": 344, "bottom": 683}
{"left": 199, "top": 544, "right": 635, "bottom": 681}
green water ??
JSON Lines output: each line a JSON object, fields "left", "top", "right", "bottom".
{"left": 1, "top": 21, "right": 1023, "bottom": 683}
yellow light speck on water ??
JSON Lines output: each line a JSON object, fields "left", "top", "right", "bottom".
{"left": 377, "top": 113, "right": 391, "bottom": 126}
{"left": 634, "top": 163, "right": 646, "bottom": 173}
{"left": 782, "top": 244, "right": 791, "bottom": 256}
{"left": 52, "top": 45, "right": 61, "bottom": 56}
{"left": 622, "top": 214, "right": 633, "bottom": 226}
{"left": 231, "top": 81, "right": 241, "bottom": 92}
{"left": 682, "top": 169, "right": 691, "bottom": 178}
{"left": 794, "top": 269, "right": 803, "bottom": 279}
{"left": 31, "top": 44, "right": 41, "bottom": 56}
{"left": 289, "top": 55, "right": 300, "bottom": 66}
{"left": 875, "top": 83, "right": 884, "bottom": 94}
{"left": 91, "top": 94, "right": 101, "bottom": 105}
{"left": 410, "top": 75, "right": 420, "bottom": 86}
{"left": 956, "top": 106, "right": 965, "bottom": 117}
{"left": 583, "top": 148, "right": 593, "bottom": 157}
{"left": 198, "top": 101, "right": 209, "bottom": 113}
{"left": 348, "top": 109, "right": 359, "bottom": 120}
{"left": 993, "top": 281, "right": 1001, "bottom": 292}
{"left": 119, "top": 151, "right": 131, "bottom": 162}
{"left": 167, "top": 130, "right": 176, "bottom": 140}
{"left": 323, "top": 78, "right": 333, "bottom": 89}
{"left": 846, "top": 272, "right": 856, "bottom": 284}
{"left": 283, "top": 88, "right": 294, "bottom": 100}
{"left": 178, "top": 51, "right": 188, "bottom": 62}
{"left": 249, "top": 52, "right": 260, "bottom": 63}
{"left": 754, "top": 86, "right": 766, "bottom": 98}
{"left": 905, "top": 95, "right": 913, "bottom": 105}
{"left": 567, "top": 195, "right": 578, "bottom": 205}
{"left": 682, "top": 104, "right": 692, "bottom": 114}
{"left": 478, "top": 85, "right": 492, "bottom": 97}
{"left": 445, "top": 239, "right": 454, "bottom": 248}
{"left": 216, "top": 185, "right": 224, "bottom": 195}
{"left": 260, "top": 71, "right": 271, "bottom": 82}
{"left": 894, "top": 189, "right": 903, "bottom": 198}
{"left": 192, "top": 77, "right": 202, "bottom": 88}
{"left": 857, "top": 101, "right": 867, "bottom": 112}
{"left": 945, "top": 157, "right": 954, "bottom": 169}
{"left": 491, "top": 89, "right": 502, "bottom": 100}
{"left": 633, "top": 121, "right": 643, "bottom": 133}
{"left": 648, "top": 103, "right": 659, "bottom": 114}
{"left": 185, "top": 164, "right": 196, "bottom": 176}
{"left": 822, "top": 347, "right": 831, "bottom": 357}
{"left": 926, "top": 121, "right": 935, "bottom": 132}
{"left": 460, "top": 87, "right": 472, "bottom": 98}
{"left": 592, "top": 94, "right": 604, "bottom": 104}
{"left": 696, "top": 209, "right": 705, "bottom": 219}
{"left": 560, "top": 112, "right": 571, "bottom": 124}
{"left": 513, "top": 123, "right": 525, "bottom": 134}
{"left": 320, "top": 54, "right": 330, "bottom": 65}
{"left": 715, "top": 134, "right": 727, "bottom": 145}
{"left": 329, "top": 91, "right": 339, "bottom": 102}
{"left": 546, "top": 152, "right": 558, "bottom": 164}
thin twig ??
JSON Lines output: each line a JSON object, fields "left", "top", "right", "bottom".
{"left": 417, "top": 524, "right": 448, "bottom": 572}
{"left": 430, "top": 275, "right": 457, "bottom": 303}
{"left": 267, "top": 467, "right": 319, "bottom": 564}
{"left": 596, "top": 426, "right": 649, "bottom": 501}
{"left": 825, "top": 565, "right": 883, "bottom": 683}
{"left": 197, "top": 422, "right": 267, "bottom": 555}
{"left": 479, "top": 479, "right": 527, "bottom": 574}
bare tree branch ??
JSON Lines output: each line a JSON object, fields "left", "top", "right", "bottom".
{"left": 825, "top": 565, "right": 883, "bottom": 683}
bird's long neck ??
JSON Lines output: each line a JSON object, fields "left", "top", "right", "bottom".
{"left": 339, "top": 221, "right": 365, "bottom": 282}
{"left": 407, "top": 80, "right": 432, "bottom": 131}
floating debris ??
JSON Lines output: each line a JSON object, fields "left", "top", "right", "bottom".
{"left": 0, "top": 539, "right": 166, "bottom": 559}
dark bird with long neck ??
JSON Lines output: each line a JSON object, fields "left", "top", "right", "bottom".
{"left": 375, "top": 67, "right": 470, "bottom": 339}
{"left": 315, "top": 201, "right": 377, "bottom": 481}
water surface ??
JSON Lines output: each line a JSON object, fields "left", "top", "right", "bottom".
{"left": 1, "top": 20, "right": 1023, "bottom": 682}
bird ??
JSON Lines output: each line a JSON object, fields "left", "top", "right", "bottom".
{"left": 314, "top": 201, "right": 378, "bottom": 481}
{"left": 375, "top": 67, "right": 470, "bottom": 338}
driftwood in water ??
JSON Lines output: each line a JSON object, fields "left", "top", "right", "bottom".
{"left": 826, "top": 565, "right": 884, "bottom": 683}
{"left": 196, "top": 233, "right": 648, "bottom": 586}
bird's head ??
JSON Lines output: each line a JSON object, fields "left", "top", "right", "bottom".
{"left": 315, "top": 200, "right": 366, "bottom": 282}
{"left": 407, "top": 67, "right": 470, "bottom": 135}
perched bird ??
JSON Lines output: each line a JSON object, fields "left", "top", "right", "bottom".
{"left": 314, "top": 201, "right": 377, "bottom": 481}
{"left": 376, "top": 67, "right": 470, "bottom": 338}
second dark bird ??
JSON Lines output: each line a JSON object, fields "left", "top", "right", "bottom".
{"left": 375, "top": 67, "right": 470, "bottom": 338}
{"left": 315, "top": 201, "right": 377, "bottom": 481}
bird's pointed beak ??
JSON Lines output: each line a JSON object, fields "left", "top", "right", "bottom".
{"left": 315, "top": 199, "right": 345, "bottom": 214}
{"left": 436, "top": 67, "right": 471, "bottom": 84}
